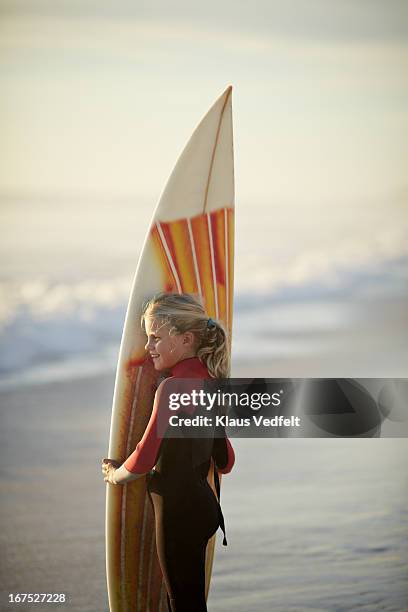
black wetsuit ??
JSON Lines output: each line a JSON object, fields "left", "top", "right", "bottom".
{"left": 147, "top": 435, "right": 230, "bottom": 612}
{"left": 124, "top": 357, "right": 235, "bottom": 612}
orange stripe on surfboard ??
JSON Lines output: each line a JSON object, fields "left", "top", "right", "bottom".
{"left": 150, "top": 207, "right": 233, "bottom": 325}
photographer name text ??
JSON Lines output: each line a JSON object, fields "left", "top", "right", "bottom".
{"left": 168, "top": 415, "right": 301, "bottom": 428}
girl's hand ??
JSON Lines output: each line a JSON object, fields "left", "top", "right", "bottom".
{"left": 102, "top": 458, "right": 122, "bottom": 485}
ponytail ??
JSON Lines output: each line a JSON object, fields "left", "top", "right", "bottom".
{"left": 196, "top": 318, "right": 230, "bottom": 378}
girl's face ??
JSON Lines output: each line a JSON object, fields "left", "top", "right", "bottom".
{"left": 144, "top": 317, "right": 195, "bottom": 371}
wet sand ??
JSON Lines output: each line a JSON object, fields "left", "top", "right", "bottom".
{"left": 0, "top": 369, "right": 407, "bottom": 611}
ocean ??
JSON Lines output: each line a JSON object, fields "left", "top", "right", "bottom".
{"left": 1, "top": 193, "right": 407, "bottom": 388}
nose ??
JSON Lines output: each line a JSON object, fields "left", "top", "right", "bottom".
{"left": 145, "top": 338, "right": 153, "bottom": 352}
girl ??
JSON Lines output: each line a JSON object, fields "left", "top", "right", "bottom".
{"left": 102, "top": 292, "right": 235, "bottom": 612}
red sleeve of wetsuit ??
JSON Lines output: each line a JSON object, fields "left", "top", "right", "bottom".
{"left": 124, "top": 378, "right": 235, "bottom": 475}
{"left": 212, "top": 435, "right": 235, "bottom": 474}
{"left": 218, "top": 437, "right": 235, "bottom": 474}
{"left": 123, "top": 379, "right": 170, "bottom": 474}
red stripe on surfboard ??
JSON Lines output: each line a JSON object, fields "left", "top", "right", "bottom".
{"left": 209, "top": 209, "right": 228, "bottom": 322}
{"left": 227, "top": 208, "right": 234, "bottom": 333}
{"left": 209, "top": 209, "right": 226, "bottom": 286}
{"left": 190, "top": 213, "right": 216, "bottom": 315}
{"left": 206, "top": 212, "right": 219, "bottom": 318}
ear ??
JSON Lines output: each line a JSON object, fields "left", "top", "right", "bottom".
{"left": 182, "top": 331, "right": 195, "bottom": 346}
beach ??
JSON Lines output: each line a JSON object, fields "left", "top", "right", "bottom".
{"left": 1, "top": 368, "right": 407, "bottom": 611}
{"left": 2, "top": 3, "right": 408, "bottom": 609}
{"left": 0, "top": 373, "right": 113, "bottom": 612}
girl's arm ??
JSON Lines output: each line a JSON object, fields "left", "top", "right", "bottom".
{"left": 102, "top": 379, "right": 172, "bottom": 485}
{"left": 122, "top": 378, "right": 171, "bottom": 474}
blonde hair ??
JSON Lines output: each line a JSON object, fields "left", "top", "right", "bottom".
{"left": 141, "top": 292, "right": 230, "bottom": 378}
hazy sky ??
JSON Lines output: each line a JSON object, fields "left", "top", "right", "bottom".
{"left": 1, "top": 0, "right": 408, "bottom": 205}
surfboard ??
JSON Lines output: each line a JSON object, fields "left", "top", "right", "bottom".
{"left": 106, "top": 86, "right": 235, "bottom": 611}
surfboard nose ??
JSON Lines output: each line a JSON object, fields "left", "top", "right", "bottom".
{"left": 155, "top": 86, "right": 234, "bottom": 222}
